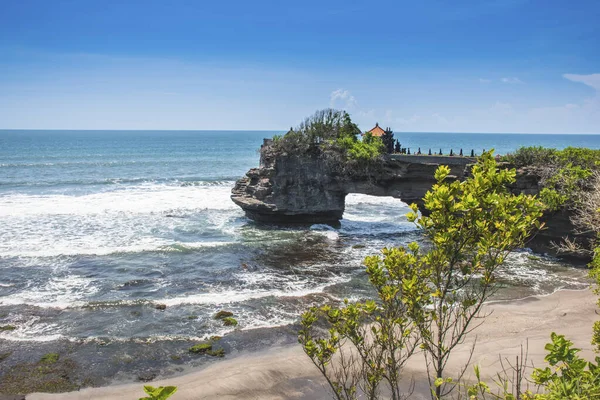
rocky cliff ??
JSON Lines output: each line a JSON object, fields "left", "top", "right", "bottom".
{"left": 231, "top": 140, "right": 591, "bottom": 262}
{"left": 231, "top": 140, "right": 471, "bottom": 223}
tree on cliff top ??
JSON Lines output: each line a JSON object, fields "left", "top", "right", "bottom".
{"left": 271, "top": 109, "right": 384, "bottom": 163}
{"left": 272, "top": 109, "right": 359, "bottom": 153}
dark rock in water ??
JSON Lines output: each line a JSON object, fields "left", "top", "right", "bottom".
{"left": 213, "top": 310, "right": 234, "bottom": 320}
{"left": 0, "top": 356, "right": 80, "bottom": 394}
{"left": 0, "top": 395, "right": 26, "bottom": 400}
{"left": 207, "top": 348, "right": 225, "bottom": 357}
{"left": 154, "top": 304, "right": 167, "bottom": 310}
{"left": 136, "top": 371, "right": 157, "bottom": 382}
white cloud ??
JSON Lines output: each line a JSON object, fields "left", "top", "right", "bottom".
{"left": 478, "top": 78, "right": 491, "bottom": 83}
{"left": 329, "top": 89, "right": 357, "bottom": 109}
{"left": 396, "top": 114, "right": 421, "bottom": 125}
{"left": 489, "top": 101, "right": 514, "bottom": 115}
{"left": 501, "top": 77, "right": 524, "bottom": 84}
{"left": 563, "top": 73, "right": 600, "bottom": 91}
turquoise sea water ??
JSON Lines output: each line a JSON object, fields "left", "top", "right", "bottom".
{"left": 0, "top": 130, "right": 596, "bottom": 384}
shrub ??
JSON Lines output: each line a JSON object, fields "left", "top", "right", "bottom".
{"left": 139, "top": 386, "right": 177, "bottom": 400}
{"left": 502, "top": 146, "right": 558, "bottom": 167}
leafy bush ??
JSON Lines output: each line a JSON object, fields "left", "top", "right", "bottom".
{"left": 556, "top": 147, "right": 600, "bottom": 170}
{"left": 139, "top": 385, "right": 177, "bottom": 400}
{"left": 531, "top": 333, "right": 600, "bottom": 399}
{"left": 502, "top": 146, "right": 559, "bottom": 167}
{"left": 335, "top": 134, "right": 385, "bottom": 162}
{"left": 503, "top": 146, "right": 600, "bottom": 170}
{"left": 504, "top": 146, "right": 599, "bottom": 211}
{"left": 539, "top": 164, "right": 592, "bottom": 210}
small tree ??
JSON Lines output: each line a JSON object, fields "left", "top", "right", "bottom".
{"left": 381, "top": 129, "right": 395, "bottom": 154}
{"left": 403, "top": 151, "right": 543, "bottom": 398}
{"left": 299, "top": 151, "right": 544, "bottom": 399}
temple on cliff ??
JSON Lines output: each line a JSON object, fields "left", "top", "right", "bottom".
{"left": 366, "top": 123, "right": 392, "bottom": 137}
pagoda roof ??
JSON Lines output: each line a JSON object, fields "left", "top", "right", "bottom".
{"left": 367, "top": 123, "right": 387, "bottom": 137}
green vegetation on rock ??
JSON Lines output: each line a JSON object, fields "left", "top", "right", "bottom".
{"left": 139, "top": 385, "right": 177, "bottom": 400}
{"left": 189, "top": 338, "right": 226, "bottom": 358}
{"left": 222, "top": 317, "right": 238, "bottom": 327}
{"left": 0, "top": 356, "right": 80, "bottom": 394}
{"left": 189, "top": 343, "right": 212, "bottom": 354}
{"left": 0, "top": 325, "right": 16, "bottom": 331}
{"left": 207, "top": 348, "right": 225, "bottom": 358}
{"left": 503, "top": 146, "right": 600, "bottom": 169}
{"left": 40, "top": 353, "right": 59, "bottom": 364}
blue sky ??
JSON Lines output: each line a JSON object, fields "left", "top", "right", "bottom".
{"left": 0, "top": 0, "right": 599, "bottom": 133}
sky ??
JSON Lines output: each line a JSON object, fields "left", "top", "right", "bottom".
{"left": 0, "top": 0, "right": 599, "bottom": 133}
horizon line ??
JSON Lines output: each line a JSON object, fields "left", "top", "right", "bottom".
{"left": 1, "top": 129, "right": 600, "bottom": 135}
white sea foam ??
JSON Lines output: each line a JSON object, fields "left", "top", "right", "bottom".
{"left": 161, "top": 273, "right": 350, "bottom": 307}
{"left": 0, "top": 183, "right": 241, "bottom": 258}
{"left": 0, "top": 183, "right": 237, "bottom": 217}
{"left": 0, "top": 274, "right": 99, "bottom": 308}
{"left": 341, "top": 193, "right": 414, "bottom": 235}
{"left": 0, "top": 316, "right": 65, "bottom": 342}
{"left": 344, "top": 193, "right": 409, "bottom": 207}
{"left": 310, "top": 225, "right": 340, "bottom": 241}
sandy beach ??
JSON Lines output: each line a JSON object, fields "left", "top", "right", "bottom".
{"left": 26, "top": 288, "right": 597, "bottom": 400}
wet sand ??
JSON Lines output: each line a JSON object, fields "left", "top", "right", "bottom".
{"left": 28, "top": 289, "right": 597, "bottom": 400}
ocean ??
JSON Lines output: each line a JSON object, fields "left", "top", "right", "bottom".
{"left": 0, "top": 130, "right": 597, "bottom": 386}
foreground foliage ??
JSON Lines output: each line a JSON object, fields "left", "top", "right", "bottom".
{"left": 139, "top": 385, "right": 177, "bottom": 400}
{"left": 464, "top": 167, "right": 600, "bottom": 399}
{"left": 298, "top": 151, "right": 544, "bottom": 399}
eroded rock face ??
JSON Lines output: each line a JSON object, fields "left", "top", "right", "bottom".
{"left": 511, "top": 167, "right": 593, "bottom": 263}
{"left": 231, "top": 141, "right": 470, "bottom": 223}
